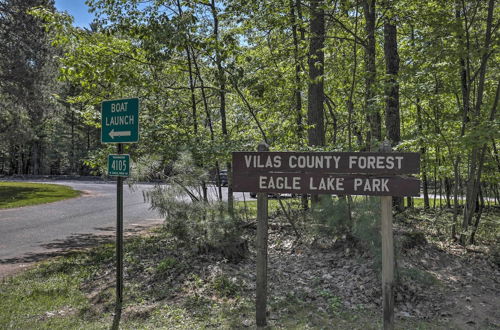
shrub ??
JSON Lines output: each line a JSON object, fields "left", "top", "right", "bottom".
{"left": 310, "top": 196, "right": 350, "bottom": 237}
{"left": 309, "top": 196, "right": 382, "bottom": 269}
{"left": 137, "top": 152, "right": 247, "bottom": 261}
{"left": 210, "top": 274, "right": 241, "bottom": 298}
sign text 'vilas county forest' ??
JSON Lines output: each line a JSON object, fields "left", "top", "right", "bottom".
{"left": 232, "top": 152, "right": 420, "bottom": 196}
{"left": 233, "top": 152, "right": 419, "bottom": 174}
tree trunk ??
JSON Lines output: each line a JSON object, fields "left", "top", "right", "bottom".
{"left": 362, "top": 0, "right": 380, "bottom": 148}
{"left": 468, "top": 186, "right": 484, "bottom": 245}
{"left": 445, "top": 177, "right": 452, "bottom": 208}
{"left": 433, "top": 156, "right": 437, "bottom": 209}
{"left": 410, "top": 26, "right": 428, "bottom": 209}
{"left": 416, "top": 98, "right": 429, "bottom": 209}
{"left": 211, "top": 0, "right": 233, "bottom": 214}
{"left": 307, "top": 0, "right": 325, "bottom": 147}
{"left": 290, "top": 0, "right": 309, "bottom": 210}
{"left": 406, "top": 196, "right": 413, "bottom": 209}
{"left": 308, "top": 0, "right": 325, "bottom": 206}
{"left": 177, "top": 0, "right": 206, "bottom": 201}
{"left": 383, "top": 18, "right": 402, "bottom": 211}
{"left": 452, "top": 157, "right": 460, "bottom": 237}
{"left": 291, "top": 0, "right": 304, "bottom": 141}
{"left": 462, "top": 0, "right": 495, "bottom": 243}
{"left": 30, "top": 140, "right": 41, "bottom": 175}
{"left": 383, "top": 21, "right": 400, "bottom": 147}
{"left": 348, "top": 4, "right": 360, "bottom": 150}
{"left": 71, "top": 107, "right": 75, "bottom": 174}
{"left": 191, "top": 43, "right": 219, "bottom": 201}
{"left": 453, "top": 2, "right": 471, "bottom": 230}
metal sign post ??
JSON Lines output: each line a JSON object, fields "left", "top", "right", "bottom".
{"left": 101, "top": 97, "right": 139, "bottom": 324}
{"left": 116, "top": 143, "right": 124, "bottom": 311}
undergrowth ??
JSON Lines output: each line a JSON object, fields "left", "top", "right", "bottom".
{"left": 1, "top": 165, "right": 498, "bottom": 329}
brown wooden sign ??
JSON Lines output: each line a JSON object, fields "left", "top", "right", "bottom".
{"left": 233, "top": 173, "right": 420, "bottom": 196}
{"left": 233, "top": 151, "right": 420, "bottom": 175}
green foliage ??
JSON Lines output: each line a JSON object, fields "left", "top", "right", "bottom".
{"left": 140, "top": 152, "right": 244, "bottom": 256}
{"left": 310, "top": 196, "right": 381, "bottom": 259}
{"left": 351, "top": 197, "right": 381, "bottom": 252}
{"left": 0, "top": 0, "right": 70, "bottom": 175}
{"left": 156, "top": 257, "right": 177, "bottom": 273}
{"left": 210, "top": 274, "right": 241, "bottom": 298}
{"left": 319, "top": 289, "right": 343, "bottom": 315}
{"left": 311, "top": 196, "right": 351, "bottom": 236}
{"left": 0, "top": 262, "right": 90, "bottom": 329}
{"left": 3, "top": 0, "right": 499, "bottom": 250}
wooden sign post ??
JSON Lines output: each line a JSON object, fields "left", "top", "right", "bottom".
{"left": 380, "top": 141, "right": 395, "bottom": 330}
{"left": 381, "top": 194, "right": 394, "bottom": 329}
{"left": 255, "top": 142, "right": 269, "bottom": 328}
{"left": 232, "top": 147, "right": 420, "bottom": 329}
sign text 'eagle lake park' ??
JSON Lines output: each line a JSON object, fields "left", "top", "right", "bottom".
{"left": 232, "top": 152, "right": 421, "bottom": 196}
{"left": 101, "top": 98, "right": 139, "bottom": 143}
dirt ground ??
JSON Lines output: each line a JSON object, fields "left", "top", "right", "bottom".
{"left": 212, "top": 221, "right": 500, "bottom": 329}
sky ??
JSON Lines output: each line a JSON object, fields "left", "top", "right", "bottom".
{"left": 54, "top": 0, "right": 95, "bottom": 28}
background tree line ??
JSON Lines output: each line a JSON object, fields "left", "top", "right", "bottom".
{"left": 0, "top": 0, "right": 100, "bottom": 176}
{"left": 0, "top": 0, "right": 498, "bottom": 244}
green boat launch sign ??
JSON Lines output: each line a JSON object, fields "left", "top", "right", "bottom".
{"left": 101, "top": 98, "right": 139, "bottom": 143}
{"left": 108, "top": 154, "right": 130, "bottom": 177}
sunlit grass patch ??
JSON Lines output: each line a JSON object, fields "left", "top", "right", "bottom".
{"left": 0, "top": 182, "right": 80, "bottom": 209}
{"left": 0, "top": 262, "right": 93, "bottom": 329}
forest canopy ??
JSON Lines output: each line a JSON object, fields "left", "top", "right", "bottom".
{"left": 0, "top": 0, "right": 498, "bottom": 245}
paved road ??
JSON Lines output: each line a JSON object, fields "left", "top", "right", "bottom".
{"left": 0, "top": 180, "right": 255, "bottom": 276}
{"left": 0, "top": 181, "right": 164, "bottom": 269}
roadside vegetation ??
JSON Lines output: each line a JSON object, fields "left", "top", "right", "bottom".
{"left": 0, "top": 182, "right": 80, "bottom": 209}
{"left": 1, "top": 192, "right": 498, "bottom": 329}
{"left": 3, "top": 154, "right": 498, "bottom": 329}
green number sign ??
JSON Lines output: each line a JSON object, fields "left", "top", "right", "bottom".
{"left": 108, "top": 154, "right": 130, "bottom": 177}
{"left": 101, "top": 98, "right": 139, "bottom": 143}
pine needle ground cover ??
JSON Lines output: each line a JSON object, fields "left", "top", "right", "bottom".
{"left": 1, "top": 203, "right": 498, "bottom": 329}
{"left": 0, "top": 182, "right": 80, "bottom": 209}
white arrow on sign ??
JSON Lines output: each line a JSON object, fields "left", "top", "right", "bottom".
{"left": 109, "top": 129, "right": 132, "bottom": 139}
